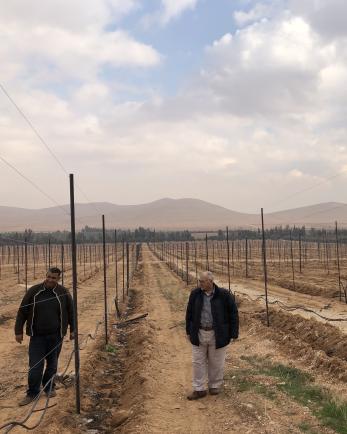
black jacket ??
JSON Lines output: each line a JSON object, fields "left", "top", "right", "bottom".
{"left": 15, "top": 283, "right": 74, "bottom": 338}
{"left": 186, "top": 284, "right": 239, "bottom": 349}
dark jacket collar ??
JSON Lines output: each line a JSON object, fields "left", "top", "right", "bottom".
{"left": 198, "top": 283, "right": 220, "bottom": 298}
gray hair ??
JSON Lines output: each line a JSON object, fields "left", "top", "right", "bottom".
{"left": 199, "top": 271, "right": 214, "bottom": 281}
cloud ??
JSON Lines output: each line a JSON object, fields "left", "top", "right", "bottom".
{"left": 289, "top": 0, "right": 347, "bottom": 40}
{"left": 0, "top": 0, "right": 139, "bottom": 30}
{"left": 1, "top": 0, "right": 347, "bottom": 213}
{"left": 200, "top": 14, "right": 331, "bottom": 117}
{"left": 160, "top": 0, "right": 199, "bottom": 24}
{"left": 234, "top": 2, "right": 275, "bottom": 26}
{"left": 0, "top": 1, "right": 160, "bottom": 85}
{"left": 289, "top": 169, "right": 304, "bottom": 178}
{"left": 142, "top": 0, "right": 199, "bottom": 27}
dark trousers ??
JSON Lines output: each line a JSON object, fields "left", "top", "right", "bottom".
{"left": 27, "top": 333, "right": 63, "bottom": 397}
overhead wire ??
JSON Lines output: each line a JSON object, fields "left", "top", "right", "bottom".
{"left": 0, "top": 83, "right": 102, "bottom": 217}
{"left": 0, "top": 155, "right": 69, "bottom": 217}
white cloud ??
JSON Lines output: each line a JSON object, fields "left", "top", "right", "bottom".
{"left": 0, "top": 1, "right": 160, "bottom": 85}
{"left": 1, "top": 0, "right": 347, "bottom": 213}
{"left": 199, "top": 10, "right": 344, "bottom": 123}
{"left": 289, "top": 169, "right": 304, "bottom": 178}
{"left": 289, "top": 0, "right": 347, "bottom": 40}
{"left": 0, "top": 1, "right": 139, "bottom": 31}
{"left": 142, "top": 0, "right": 199, "bottom": 27}
{"left": 160, "top": 0, "right": 199, "bottom": 24}
{"left": 234, "top": 3, "right": 274, "bottom": 26}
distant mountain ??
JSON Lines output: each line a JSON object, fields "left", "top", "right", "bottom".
{"left": 0, "top": 199, "right": 346, "bottom": 231}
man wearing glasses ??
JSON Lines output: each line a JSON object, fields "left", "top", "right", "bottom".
{"left": 186, "top": 271, "right": 239, "bottom": 400}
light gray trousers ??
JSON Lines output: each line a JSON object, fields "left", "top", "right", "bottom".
{"left": 191, "top": 329, "right": 227, "bottom": 391}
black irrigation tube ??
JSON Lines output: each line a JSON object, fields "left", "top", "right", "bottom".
{"left": 149, "top": 242, "right": 347, "bottom": 323}
{"left": 0, "top": 319, "right": 103, "bottom": 433}
{"left": 235, "top": 291, "right": 347, "bottom": 322}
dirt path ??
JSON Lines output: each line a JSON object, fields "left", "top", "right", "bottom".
{"left": 120, "top": 245, "right": 226, "bottom": 434}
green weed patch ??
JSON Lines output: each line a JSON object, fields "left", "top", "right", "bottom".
{"left": 227, "top": 355, "right": 347, "bottom": 434}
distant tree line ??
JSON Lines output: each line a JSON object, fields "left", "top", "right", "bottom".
{"left": 214, "top": 226, "right": 345, "bottom": 242}
{"left": 0, "top": 226, "right": 194, "bottom": 245}
{"left": 0, "top": 225, "right": 345, "bottom": 245}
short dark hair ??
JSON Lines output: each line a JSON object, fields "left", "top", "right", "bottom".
{"left": 47, "top": 267, "right": 61, "bottom": 276}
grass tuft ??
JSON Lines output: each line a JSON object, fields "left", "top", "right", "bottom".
{"left": 105, "top": 344, "right": 117, "bottom": 354}
{"left": 230, "top": 356, "right": 347, "bottom": 433}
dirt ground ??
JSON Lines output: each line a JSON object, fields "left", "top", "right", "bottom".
{"left": 1, "top": 244, "right": 347, "bottom": 433}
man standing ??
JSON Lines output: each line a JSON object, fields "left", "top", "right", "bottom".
{"left": 185, "top": 271, "right": 239, "bottom": 400}
{"left": 15, "top": 267, "right": 74, "bottom": 406}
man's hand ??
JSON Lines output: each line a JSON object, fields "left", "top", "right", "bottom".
{"left": 15, "top": 334, "right": 23, "bottom": 344}
{"left": 69, "top": 331, "right": 75, "bottom": 340}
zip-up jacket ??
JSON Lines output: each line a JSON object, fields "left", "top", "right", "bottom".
{"left": 15, "top": 283, "right": 74, "bottom": 337}
{"left": 186, "top": 284, "right": 239, "bottom": 348}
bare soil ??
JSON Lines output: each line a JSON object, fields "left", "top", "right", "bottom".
{"left": 1, "top": 244, "right": 347, "bottom": 433}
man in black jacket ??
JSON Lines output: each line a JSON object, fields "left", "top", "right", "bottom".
{"left": 185, "top": 271, "right": 238, "bottom": 400}
{"left": 15, "top": 267, "right": 74, "bottom": 406}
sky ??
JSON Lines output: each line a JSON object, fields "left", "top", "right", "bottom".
{"left": 1, "top": 0, "right": 347, "bottom": 214}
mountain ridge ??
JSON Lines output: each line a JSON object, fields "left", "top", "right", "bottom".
{"left": 0, "top": 198, "right": 346, "bottom": 231}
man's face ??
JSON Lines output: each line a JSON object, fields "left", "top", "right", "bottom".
{"left": 199, "top": 277, "right": 213, "bottom": 292}
{"left": 44, "top": 272, "right": 60, "bottom": 288}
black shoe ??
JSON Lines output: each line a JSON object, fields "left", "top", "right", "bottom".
{"left": 18, "top": 395, "right": 37, "bottom": 406}
{"left": 45, "top": 389, "right": 57, "bottom": 398}
{"left": 187, "top": 390, "right": 207, "bottom": 400}
{"left": 209, "top": 388, "right": 220, "bottom": 395}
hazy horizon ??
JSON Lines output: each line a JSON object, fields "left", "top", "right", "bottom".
{"left": 0, "top": 197, "right": 346, "bottom": 216}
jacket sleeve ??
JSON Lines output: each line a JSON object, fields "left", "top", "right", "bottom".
{"left": 185, "top": 291, "right": 194, "bottom": 335}
{"left": 15, "top": 290, "right": 33, "bottom": 335}
{"left": 227, "top": 292, "right": 239, "bottom": 339}
{"left": 65, "top": 289, "right": 75, "bottom": 332}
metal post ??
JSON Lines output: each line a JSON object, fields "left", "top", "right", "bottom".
{"left": 194, "top": 241, "right": 198, "bottom": 285}
{"left": 115, "top": 230, "right": 118, "bottom": 303}
{"left": 299, "top": 233, "right": 302, "bottom": 273}
{"left": 122, "top": 239, "right": 125, "bottom": 302}
{"left": 335, "top": 222, "right": 346, "bottom": 303}
{"left": 61, "top": 243, "right": 64, "bottom": 287}
{"left": 24, "top": 239, "right": 28, "bottom": 291}
{"left": 290, "top": 230, "right": 296, "bottom": 291}
{"left": 33, "top": 244, "right": 36, "bottom": 279}
{"left": 102, "top": 215, "right": 108, "bottom": 345}
{"left": 126, "top": 242, "right": 129, "bottom": 295}
{"left": 69, "top": 174, "right": 80, "bottom": 414}
{"left": 186, "top": 242, "right": 189, "bottom": 285}
{"left": 245, "top": 237, "right": 248, "bottom": 278}
{"left": 205, "top": 234, "right": 209, "bottom": 270}
{"left": 212, "top": 241, "right": 215, "bottom": 272}
{"left": 231, "top": 240, "right": 234, "bottom": 276}
{"left": 226, "top": 227, "right": 231, "bottom": 292}
{"left": 324, "top": 231, "right": 329, "bottom": 274}
{"left": 261, "top": 208, "right": 270, "bottom": 327}
{"left": 48, "top": 238, "right": 51, "bottom": 269}
{"left": 17, "top": 244, "right": 20, "bottom": 283}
